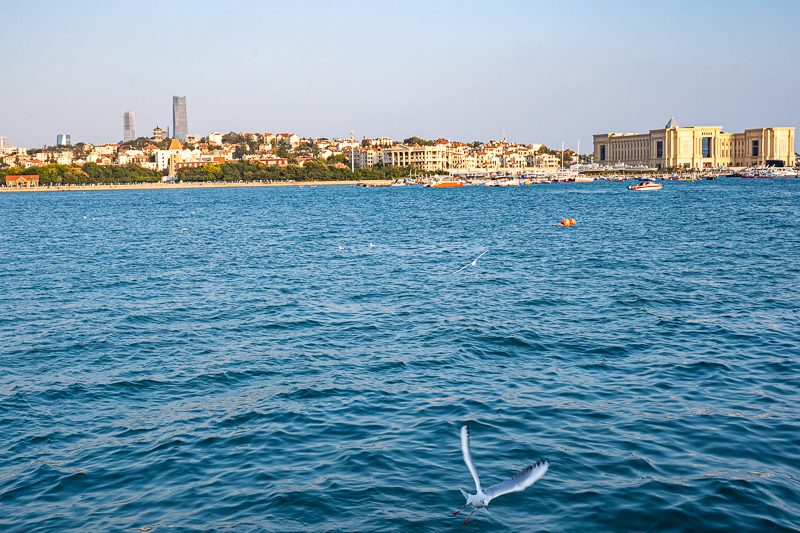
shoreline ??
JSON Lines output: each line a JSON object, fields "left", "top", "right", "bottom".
{"left": 0, "top": 180, "right": 382, "bottom": 193}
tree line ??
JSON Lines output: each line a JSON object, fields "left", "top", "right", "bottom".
{"left": 177, "top": 160, "right": 413, "bottom": 182}
{"left": 1, "top": 160, "right": 415, "bottom": 185}
{"left": 1, "top": 163, "right": 162, "bottom": 185}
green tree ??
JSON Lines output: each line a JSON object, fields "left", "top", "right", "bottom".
{"left": 403, "top": 136, "right": 434, "bottom": 146}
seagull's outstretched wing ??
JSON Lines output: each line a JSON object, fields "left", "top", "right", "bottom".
{"left": 461, "top": 425, "right": 482, "bottom": 493}
{"left": 471, "top": 250, "right": 488, "bottom": 265}
{"left": 484, "top": 460, "right": 549, "bottom": 501}
{"left": 453, "top": 263, "right": 470, "bottom": 274}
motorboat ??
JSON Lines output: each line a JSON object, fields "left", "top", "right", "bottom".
{"left": 628, "top": 181, "right": 663, "bottom": 191}
{"left": 424, "top": 178, "right": 464, "bottom": 188}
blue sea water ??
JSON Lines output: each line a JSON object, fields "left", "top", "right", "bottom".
{"left": 1, "top": 179, "right": 799, "bottom": 532}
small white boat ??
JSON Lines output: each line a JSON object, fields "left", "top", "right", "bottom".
{"left": 628, "top": 181, "right": 663, "bottom": 191}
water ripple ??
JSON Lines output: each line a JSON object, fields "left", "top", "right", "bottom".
{"left": 1, "top": 180, "right": 799, "bottom": 531}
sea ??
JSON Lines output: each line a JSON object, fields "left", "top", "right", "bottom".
{"left": 1, "top": 178, "right": 799, "bottom": 532}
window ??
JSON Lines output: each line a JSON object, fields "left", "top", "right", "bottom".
{"left": 752, "top": 140, "right": 759, "bottom": 157}
{"left": 600, "top": 145, "right": 606, "bottom": 161}
{"left": 656, "top": 141, "right": 663, "bottom": 159}
{"left": 702, "top": 137, "right": 711, "bottom": 158}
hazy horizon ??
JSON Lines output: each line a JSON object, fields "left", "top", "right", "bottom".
{"left": 3, "top": 0, "right": 798, "bottom": 152}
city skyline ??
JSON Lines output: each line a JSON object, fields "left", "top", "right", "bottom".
{"left": 2, "top": 0, "right": 799, "bottom": 150}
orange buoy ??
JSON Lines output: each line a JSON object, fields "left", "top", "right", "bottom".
{"left": 569, "top": 218, "right": 576, "bottom": 225}
{"left": 560, "top": 218, "right": 569, "bottom": 226}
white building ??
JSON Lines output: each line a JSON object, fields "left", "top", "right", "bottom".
{"left": 352, "top": 147, "right": 384, "bottom": 168}
{"left": 383, "top": 143, "right": 448, "bottom": 171}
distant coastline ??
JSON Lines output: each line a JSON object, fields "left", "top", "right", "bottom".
{"left": 0, "top": 180, "right": 373, "bottom": 193}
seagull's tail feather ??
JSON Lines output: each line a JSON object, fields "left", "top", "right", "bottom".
{"left": 460, "top": 488, "right": 470, "bottom": 500}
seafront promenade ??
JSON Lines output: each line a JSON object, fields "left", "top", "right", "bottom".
{"left": 0, "top": 180, "right": 373, "bottom": 193}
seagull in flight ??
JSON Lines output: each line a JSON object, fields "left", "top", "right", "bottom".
{"left": 454, "top": 425, "right": 549, "bottom": 525}
{"left": 453, "top": 250, "right": 488, "bottom": 274}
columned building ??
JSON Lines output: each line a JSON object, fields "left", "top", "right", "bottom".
{"left": 593, "top": 118, "right": 795, "bottom": 169}
{"left": 383, "top": 144, "right": 448, "bottom": 171}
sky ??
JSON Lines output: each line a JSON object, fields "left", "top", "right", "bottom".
{"left": 2, "top": 0, "right": 799, "bottom": 151}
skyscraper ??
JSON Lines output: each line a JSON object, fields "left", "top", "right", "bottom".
{"left": 123, "top": 110, "right": 136, "bottom": 142}
{"left": 56, "top": 134, "right": 71, "bottom": 146}
{"left": 0, "top": 137, "right": 11, "bottom": 149}
{"left": 173, "top": 96, "right": 188, "bottom": 142}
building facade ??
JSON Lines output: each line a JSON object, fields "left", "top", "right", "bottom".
{"left": 123, "top": 110, "right": 136, "bottom": 142}
{"left": 56, "top": 134, "right": 71, "bottom": 146}
{"left": 593, "top": 118, "right": 796, "bottom": 169}
{"left": 384, "top": 143, "right": 448, "bottom": 171}
{"left": 172, "top": 96, "right": 188, "bottom": 142}
{"left": 352, "top": 147, "right": 384, "bottom": 168}
{"left": 5, "top": 175, "right": 40, "bottom": 187}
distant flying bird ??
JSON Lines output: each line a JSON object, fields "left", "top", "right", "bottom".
{"left": 453, "top": 250, "right": 488, "bottom": 274}
{"left": 454, "top": 425, "right": 549, "bottom": 525}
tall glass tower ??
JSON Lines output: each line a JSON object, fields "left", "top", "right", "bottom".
{"left": 173, "top": 96, "right": 188, "bottom": 142}
{"left": 123, "top": 110, "right": 136, "bottom": 142}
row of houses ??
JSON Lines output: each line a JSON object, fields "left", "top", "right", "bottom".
{"left": 352, "top": 141, "right": 563, "bottom": 172}
{"left": 1, "top": 130, "right": 568, "bottom": 173}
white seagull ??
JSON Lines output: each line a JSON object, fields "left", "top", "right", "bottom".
{"left": 453, "top": 250, "right": 488, "bottom": 274}
{"left": 454, "top": 425, "right": 549, "bottom": 525}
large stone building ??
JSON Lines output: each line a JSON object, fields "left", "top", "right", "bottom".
{"left": 593, "top": 118, "right": 795, "bottom": 169}
{"left": 384, "top": 143, "right": 448, "bottom": 171}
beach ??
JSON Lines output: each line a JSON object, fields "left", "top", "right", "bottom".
{"left": 0, "top": 179, "right": 378, "bottom": 193}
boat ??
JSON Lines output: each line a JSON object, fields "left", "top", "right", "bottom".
{"left": 424, "top": 178, "right": 464, "bottom": 188}
{"left": 628, "top": 181, "right": 663, "bottom": 191}
{"left": 574, "top": 175, "right": 595, "bottom": 182}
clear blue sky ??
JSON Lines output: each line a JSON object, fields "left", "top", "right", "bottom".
{"left": 2, "top": 0, "right": 798, "bottom": 151}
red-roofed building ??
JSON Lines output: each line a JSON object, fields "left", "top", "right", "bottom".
{"left": 5, "top": 175, "right": 39, "bottom": 187}
{"left": 276, "top": 133, "right": 299, "bottom": 148}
